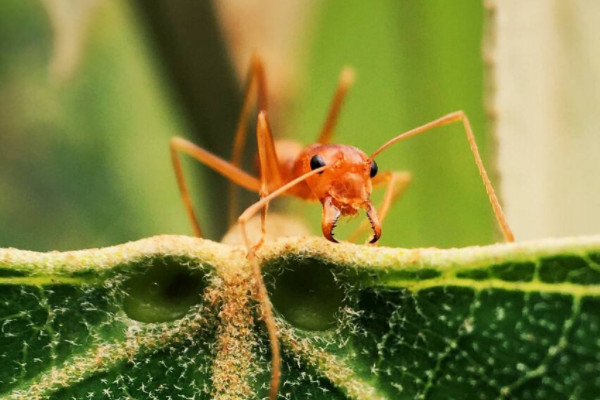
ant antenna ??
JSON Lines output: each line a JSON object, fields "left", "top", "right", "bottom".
{"left": 370, "top": 111, "right": 514, "bottom": 242}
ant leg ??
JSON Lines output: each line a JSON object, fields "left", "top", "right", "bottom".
{"left": 238, "top": 164, "right": 328, "bottom": 250}
{"left": 374, "top": 171, "right": 412, "bottom": 225}
{"left": 252, "top": 111, "right": 285, "bottom": 250}
{"left": 348, "top": 171, "right": 412, "bottom": 243}
{"left": 228, "top": 54, "right": 268, "bottom": 224}
{"left": 236, "top": 110, "right": 284, "bottom": 400}
{"left": 370, "top": 111, "right": 515, "bottom": 242}
{"left": 316, "top": 67, "right": 355, "bottom": 144}
{"left": 170, "top": 137, "right": 261, "bottom": 237}
{"left": 256, "top": 112, "right": 284, "bottom": 189}
{"left": 237, "top": 164, "right": 329, "bottom": 400}
{"left": 231, "top": 55, "right": 268, "bottom": 167}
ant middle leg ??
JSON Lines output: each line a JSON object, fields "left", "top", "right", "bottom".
{"left": 171, "top": 54, "right": 268, "bottom": 237}
{"left": 171, "top": 128, "right": 284, "bottom": 398}
{"left": 170, "top": 137, "right": 260, "bottom": 238}
{"left": 237, "top": 164, "right": 329, "bottom": 400}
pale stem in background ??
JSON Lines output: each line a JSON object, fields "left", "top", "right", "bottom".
{"left": 41, "top": 0, "right": 102, "bottom": 83}
{"left": 212, "top": 0, "right": 321, "bottom": 126}
{"left": 492, "top": 1, "right": 600, "bottom": 239}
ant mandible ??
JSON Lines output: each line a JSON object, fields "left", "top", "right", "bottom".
{"left": 169, "top": 55, "right": 514, "bottom": 399}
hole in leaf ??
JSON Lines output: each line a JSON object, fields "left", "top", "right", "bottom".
{"left": 269, "top": 258, "right": 345, "bottom": 331}
{"left": 123, "top": 258, "right": 207, "bottom": 323}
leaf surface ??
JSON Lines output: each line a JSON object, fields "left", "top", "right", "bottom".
{"left": 1, "top": 235, "right": 600, "bottom": 399}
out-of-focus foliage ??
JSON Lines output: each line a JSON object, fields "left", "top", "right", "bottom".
{"left": 0, "top": 1, "right": 193, "bottom": 250}
{"left": 0, "top": 1, "right": 493, "bottom": 251}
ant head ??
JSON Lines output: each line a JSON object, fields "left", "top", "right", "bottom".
{"left": 296, "top": 144, "right": 381, "bottom": 243}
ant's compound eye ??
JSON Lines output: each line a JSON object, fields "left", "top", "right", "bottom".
{"left": 310, "top": 154, "right": 326, "bottom": 174}
{"left": 370, "top": 160, "right": 378, "bottom": 178}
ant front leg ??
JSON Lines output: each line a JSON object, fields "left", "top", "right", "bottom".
{"left": 236, "top": 164, "right": 329, "bottom": 400}
{"left": 372, "top": 171, "right": 412, "bottom": 228}
{"left": 250, "top": 111, "right": 284, "bottom": 252}
{"left": 235, "top": 110, "right": 287, "bottom": 400}
{"left": 348, "top": 171, "right": 412, "bottom": 243}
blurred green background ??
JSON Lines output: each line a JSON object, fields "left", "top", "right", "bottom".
{"left": 0, "top": 0, "right": 496, "bottom": 251}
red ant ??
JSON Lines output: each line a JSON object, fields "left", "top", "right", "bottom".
{"left": 170, "top": 55, "right": 514, "bottom": 399}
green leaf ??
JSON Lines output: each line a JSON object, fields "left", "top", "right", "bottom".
{"left": 2, "top": 235, "right": 600, "bottom": 399}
